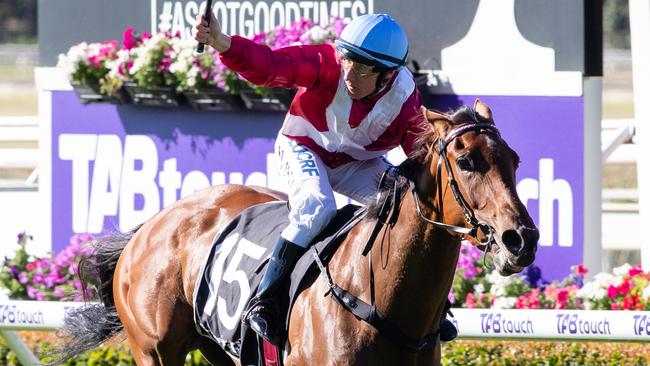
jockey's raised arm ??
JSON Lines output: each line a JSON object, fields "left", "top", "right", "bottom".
{"left": 218, "top": 36, "right": 341, "bottom": 90}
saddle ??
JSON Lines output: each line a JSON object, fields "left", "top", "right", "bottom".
{"left": 193, "top": 201, "right": 364, "bottom": 366}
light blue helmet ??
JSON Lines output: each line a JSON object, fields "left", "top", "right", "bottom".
{"left": 335, "top": 14, "right": 409, "bottom": 71}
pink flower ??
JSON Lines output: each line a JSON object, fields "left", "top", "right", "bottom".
{"left": 123, "top": 27, "right": 137, "bottom": 49}
{"left": 158, "top": 56, "right": 172, "bottom": 73}
{"left": 607, "top": 285, "right": 618, "bottom": 299}
{"left": 88, "top": 55, "right": 101, "bottom": 68}
{"left": 465, "top": 292, "right": 477, "bottom": 308}
{"left": 556, "top": 288, "right": 569, "bottom": 304}
{"left": 628, "top": 266, "right": 644, "bottom": 277}
{"left": 54, "top": 286, "right": 66, "bottom": 298}
{"left": 100, "top": 40, "right": 117, "bottom": 58}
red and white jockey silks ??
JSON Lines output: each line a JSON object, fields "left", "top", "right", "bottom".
{"left": 219, "top": 36, "right": 425, "bottom": 245}
{"left": 220, "top": 36, "right": 426, "bottom": 168}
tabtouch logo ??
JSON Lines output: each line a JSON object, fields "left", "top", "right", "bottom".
{"left": 479, "top": 313, "right": 534, "bottom": 334}
{"left": 0, "top": 304, "right": 44, "bottom": 325}
{"left": 632, "top": 314, "right": 650, "bottom": 336}
{"left": 555, "top": 313, "right": 611, "bottom": 335}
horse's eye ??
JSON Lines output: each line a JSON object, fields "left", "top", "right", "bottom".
{"left": 456, "top": 157, "right": 473, "bottom": 171}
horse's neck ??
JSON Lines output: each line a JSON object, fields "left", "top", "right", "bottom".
{"left": 369, "top": 188, "right": 461, "bottom": 339}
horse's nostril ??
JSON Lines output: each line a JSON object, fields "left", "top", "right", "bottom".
{"left": 521, "top": 227, "right": 540, "bottom": 245}
{"left": 501, "top": 229, "right": 522, "bottom": 255}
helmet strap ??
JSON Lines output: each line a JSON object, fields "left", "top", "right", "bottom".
{"left": 371, "top": 70, "right": 395, "bottom": 96}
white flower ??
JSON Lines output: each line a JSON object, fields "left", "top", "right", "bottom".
{"left": 56, "top": 42, "right": 91, "bottom": 78}
{"left": 492, "top": 296, "right": 517, "bottom": 309}
{"left": 593, "top": 272, "right": 615, "bottom": 288}
{"left": 187, "top": 75, "right": 196, "bottom": 88}
{"left": 577, "top": 280, "right": 607, "bottom": 301}
{"left": 474, "top": 283, "right": 485, "bottom": 295}
{"left": 486, "top": 270, "right": 515, "bottom": 297}
{"left": 306, "top": 25, "right": 328, "bottom": 43}
{"left": 613, "top": 263, "right": 632, "bottom": 276}
{"left": 106, "top": 48, "right": 135, "bottom": 80}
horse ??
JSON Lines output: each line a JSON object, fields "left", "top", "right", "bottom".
{"left": 54, "top": 99, "right": 538, "bottom": 366}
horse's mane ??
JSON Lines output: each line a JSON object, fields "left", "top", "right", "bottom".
{"left": 401, "top": 105, "right": 484, "bottom": 178}
{"left": 366, "top": 105, "right": 485, "bottom": 219}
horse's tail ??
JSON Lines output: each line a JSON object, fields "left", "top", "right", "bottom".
{"left": 47, "top": 225, "right": 142, "bottom": 365}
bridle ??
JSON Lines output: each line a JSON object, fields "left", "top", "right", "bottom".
{"left": 312, "top": 117, "right": 506, "bottom": 353}
{"left": 410, "top": 120, "right": 501, "bottom": 249}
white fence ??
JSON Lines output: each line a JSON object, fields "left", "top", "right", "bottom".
{"left": 0, "top": 300, "right": 86, "bottom": 365}
{"left": 1, "top": 301, "right": 649, "bottom": 365}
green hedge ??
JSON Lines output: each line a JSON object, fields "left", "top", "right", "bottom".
{"left": 441, "top": 341, "right": 650, "bottom": 366}
{"left": 2, "top": 337, "right": 650, "bottom": 365}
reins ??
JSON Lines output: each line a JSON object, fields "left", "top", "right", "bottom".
{"left": 311, "top": 119, "right": 502, "bottom": 353}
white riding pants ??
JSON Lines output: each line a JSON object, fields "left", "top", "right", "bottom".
{"left": 275, "top": 135, "right": 390, "bottom": 248}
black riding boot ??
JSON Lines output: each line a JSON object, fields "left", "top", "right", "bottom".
{"left": 246, "top": 237, "right": 306, "bottom": 345}
{"left": 439, "top": 300, "right": 457, "bottom": 342}
{"left": 439, "top": 318, "right": 458, "bottom": 342}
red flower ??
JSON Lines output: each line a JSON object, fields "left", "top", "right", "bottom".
{"left": 618, "top": 280, "right": 631, "bottom": 296}
{"left": 26, "top": 262, "right": 35, "bottom": 271}
{"left": 575, "top": 264, "right": 589, "bottom": 276}
{"left": 611, "top": 302, "right": 620, "bottom": 310}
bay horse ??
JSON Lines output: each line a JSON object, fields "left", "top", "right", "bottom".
{"left": 55, "top": 100, "right": 538, "bottom": 366}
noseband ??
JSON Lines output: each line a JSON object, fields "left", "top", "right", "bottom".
{"left": 410, "top": 121, "right": 501, "bottom": 249}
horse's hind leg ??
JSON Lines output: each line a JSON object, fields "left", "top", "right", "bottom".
{"left": 123, "top": 329, "right": 199, "bottom": 366}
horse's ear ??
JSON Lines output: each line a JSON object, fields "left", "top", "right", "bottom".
{"left": 423, "top": 107, "right": 447, "bottom": 122}
{"left": 422, "top": 107, "right": 452, "bottom": 138}
{"left": 474, "top": 99, "right": 494, "bottom": 123}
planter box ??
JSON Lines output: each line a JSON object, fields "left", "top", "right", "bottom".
{"left": 71, "top": 82, "right": 129, "bottom": 104}
{"left": 181, "top": 89, "right": 242, "bottom": 111}
{"left": 239, "top": 87, "right": 294, "bottom": 112}
{"left": 123, "top": 82, "right": 179, "bottom": 107}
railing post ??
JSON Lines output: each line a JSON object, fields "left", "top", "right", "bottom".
{"left": 629, "top": 0, "right": 650, "bottom": 270}
{"left": 0, "top": 330, "right": 40, "bottom": 365}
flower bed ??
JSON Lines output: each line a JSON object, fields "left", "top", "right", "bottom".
{"left": 0, "top": 232, "right": 94, "bottom": 301}
{"left": 56, "top": 18, "right": 348, "bottom": 111}
{"left": 451, "top": 241, "right": 650, "bottom": 311}
{"left": 1, "top": 234, "right": 649, "bottom": 310}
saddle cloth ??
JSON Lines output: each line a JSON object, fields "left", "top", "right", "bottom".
{"left": 193, "top": 201, "right": 363, "bottom": 365}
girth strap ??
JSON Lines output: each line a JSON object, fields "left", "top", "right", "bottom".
{"left": 311, "top": 247, "right": 439, "bottom": 353}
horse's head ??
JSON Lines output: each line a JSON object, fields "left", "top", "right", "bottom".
{"left": 409, "top": 99, "right": 538, "bottom": 276}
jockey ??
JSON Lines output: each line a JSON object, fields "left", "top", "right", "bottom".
{"left": 193, "top": 13, "right": 456, "bottom": 345}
